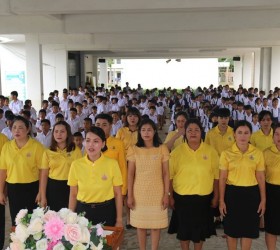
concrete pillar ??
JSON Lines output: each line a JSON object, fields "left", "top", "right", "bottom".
{"left": 25, "top": 34, "right": 43, "bottom": 110}
{"left": 98, "top": 59, "right": 108, "bottom": 87}
{"left": 254, "top": 50, "right": 261, "bottom": 89}
{"left": 270, "top": 46, "right": 280, "bottom": 91}
{"left": 233, "top": 60, "right": 242, "bottom": 89}
{"left": 259, "top": 47, "right": 272, "bottom": 92}
{"left": 55, "top": 47, "right": 68, "bottom": 91}
{"left": 84, "top": 55, "right": 98, "bottom": 89}
{"left": 242, "top": 52, "right": 254, "bottom": 89}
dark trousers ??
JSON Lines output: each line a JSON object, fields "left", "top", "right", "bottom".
{"left": 47, "top": 178, "right": 69, "bottom": 212}
{"left": 7, "top": 181, "right": 39, "bottom": 226}
{"left": 0, "top": 204, "right": 4, "bottom": 250}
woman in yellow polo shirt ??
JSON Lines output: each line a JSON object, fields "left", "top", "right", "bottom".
{"left": 263, "top": 124, "right": 280, "bottom": 249}
{"left": 164, "top": 111, "right": 188, "bottom": 151}
{"left": 116, "top": 107, "right": 141, "bottom": 153}
{"left": 219, "top": 120, "right": 266, "bottom": 250}
{"left": 68, "top": 126, "right": 123, "bottom": 227}
{"left": 0, "top": 116, "right": 44, "bottom": 226}
{"left": 168, "top": 118, "right": 219, "bottom": 250}
{"left": 39, "top": 121, "right": 82, "bottom": 211}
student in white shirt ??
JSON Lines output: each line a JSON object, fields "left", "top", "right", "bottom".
{"left": 89, "top": 106, "right": 97, "bottom": 125}
{"left": 46, "top": 101, "right": 61, "bottom": 128}
{"left": 250, "top": 113, "right": 260, "bottom": 133}
{"left": 59, "top": 90, "right": 69, "bottom": 114}
{"left": 81, "top": 100, "right": 91, "bottom": 116}
{"left": 156, "top": 102, "right": 164, "bottom": 130}
{"left": 148, "top": 106, "right": 158, "bottom": 125}
{"left": 244, "top": 105, "right": 253, "bottom": 123}
{"left": 9, "top": 91, "right": 23, "bottom": 115}
{"left": 1, "top": 114, "right": 14, "bottom": 140}
{"left": 271, "top": 98, "right": 280, "bottom": 124}
{"left": 24, "top": 100, "right": 37, "bottom": 121}
{"left": 111, "top": 112, "right": 123, "bottom": 136}
{"left": 81, "top": 118, "right": 92, "bottom": 139}
{"left": 35, "top": 119, "right": 52, "bottom": 148}
{"left": 66, "top": 108, "right": 82, "bottom": 134}
{"left": 0, "top": 110, "right": 6, "bottom": 132}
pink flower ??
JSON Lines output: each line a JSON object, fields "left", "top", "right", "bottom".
{"left": 47, "top": 240, "right": 58, "bottom": 250}
{"left": 43, "top": 210, "right": 58, "bottom": 222}
{"left": 64, "top": 224, "right": 82, "bottom": 244}
{"left": 96, "top": 224, "right": 104, "bottom": 237}
{"left": 44, "top": 217, "right": 64, "bottom": 242}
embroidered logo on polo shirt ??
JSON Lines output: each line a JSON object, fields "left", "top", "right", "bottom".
{"left": 102, "top": 174, "right": 108, "bottom": 180}
{"left": 249, "top": 155, "right": 254, "bottom": 160}
{"left": 228, "top": 137, "right": 233, "bottom": 141}
{"left": 203, "top": 155, "right": 208, "bottom": 160}
{"left": 26, "top": 152, "right": 31, "bottom": 158}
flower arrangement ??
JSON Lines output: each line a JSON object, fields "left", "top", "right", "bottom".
{"left": 7, "top": 207, "right": 112, "bottom": 250}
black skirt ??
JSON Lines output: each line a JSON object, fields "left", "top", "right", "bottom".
{"left": 168, "top": 192, "right": 216, "bottom": 243}
{"left": 77, "top": 198, "right": 116, "bottom": 226}
{"left": 0, "top": 204, "right": 5, "bottom": 250}
{"left": 265, "top": 182, "right": 280, "bottom": 235}
{"left": 223, "top": 185, "right": 260, "bottom": 239}
{"left": 7, "top": 181, "right": 39, "bottom": 226}
{"left": 47, "top": 178, "right": 69, "bottom": 212}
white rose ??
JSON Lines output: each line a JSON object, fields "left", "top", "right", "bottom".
{"left": 27, "top": 217, "right": 43, "bottom": 235}
{"left": 15, "top": 209, "right": 28, "bottom": 226}
{"left": 9, "top": 241, "right": 25, "bottom": 250}
{"left": 80, "top": 227, "right": 90, "bottom": 243}
{"left": 90, "top": 242, "right": 103, "bottom": 250}
{"left": 15, "top": 224, "right": 29, "bottom": 242}
{"left": 66, "top": 212, "right": 78, "bottom": 224}
{"left": 36, "top": 238, "right": 48, "bottom": 250}
{"left": 78, "top": 217, "right": 89, "bottom": 228}
{"left": 58, "top": 208, "right": 71, "bottom": 221}
{"left": 33, "top": 232, "right": 42, "bottom": 240}
{"left": 10, "top": 232, "right": 19, "bottom": 243}
{"left": 71, "top": 242, "right": 87, "bottom": 250}
{"left": 53, "top": 242, "right": 66, "bottom": 250}
{"left": 31, "top": 207, "right": 44, "bottom": 221}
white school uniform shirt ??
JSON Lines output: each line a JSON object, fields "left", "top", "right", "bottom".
{"left": 46, "top": 112, "right": 61, "bottom": 127}
{"left": 262, "top": 105, "right": 271, "bottom": 112}
{"left": 255, "top": 104, "right": 263, "bottom": 114}
{"left": 97, "top": 103, "right": 106, "bottom": 114}
{"left": 36, "top": 130, "right": 52, "bottom": 148}
{"left": 0, "top": 120, "right": 6, "bottom": 132}
{"left": 210, "top": 98, "right": 218, "bottom": 106}
{"left": 110, "top": 103, "right": 120, "bottom": 112}
{"left": 89, "top": 113, "right": 96, "bottom": 124}
{"left": 9, "top": 99, "right": 23, "bottom": 115}
{"left": 71, "top": 94, "right": 84, "bottom": 104}
{"left": 235, "top": 94, "right": 244, "bottom": 103}
{"left": 111, "top": 120, "right": 123, "bottom": 136}
{"left": 1, "top": 127, "right": 13, "bottom": 140}
{"left": 82, "top": 106, "right": 91, "bottom": 116}
{"left": 59, "top": 98, "right": 69, "bottom": 113}
{"left": 244, "top": 113, "right": 253, "bottom": 123}
{"left": 148, "top": 113, "right": 158, "bottom": 124}
{"left": 271, "top": 107, "right": 280, "bottom": 121}
{"left": 156, "top": 106, "right": 164, "bottom": 116}
{"left": 248, "top": 99, "right": 255, "bottom": 109}
{"left": 66, "top": 117, "right": 82, "bottom": 134}
{"left": 250, "top": 122, "right": 260, "bottom": 133}
{"left": 233, "top": 110, "right": 245, "bottom": 121}
{"left": 117, "top": 98, "right": 126, "bottom": 108}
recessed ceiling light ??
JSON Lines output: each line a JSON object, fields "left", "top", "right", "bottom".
{"left": 0, "top": 37, "right": 13, "bottom": 43}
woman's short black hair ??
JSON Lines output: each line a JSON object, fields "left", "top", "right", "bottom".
{"left": 12, "top": 115, "right": 30, "bottom": 129}
{"left": 233, "top": 120, "right": 252, "bottom": 133}
{"left": 136, "top": 118, "right": 161, "bottom": 148}
{"left": 258, "top": 110, "right": 273, "bottom": 122}
{"left": 86, "top": 126, "right": 108, "bottom": 152}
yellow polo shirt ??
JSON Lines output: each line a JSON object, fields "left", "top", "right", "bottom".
{"left": 164, "top": 130, "right": 184, "bottom": 151}
{"left": 169, "top": 142, "right": 219, "bottom": 196}
{"left": 264, "top": 145, "right": 280, "bottom": 185}
{"left": 116, "top": 127, "right": 138, "bottom": 153}
{"left": 104, "top": 136, "right": 127, "bottom": 195}
{"left": 40, "top": 146, "right": 82, "bottom": 180}
{"left": 68, "top": 154, "right": 123, "bottom": 203}
{"left": 0, "top": 138, "right": 45, "bottom": 183}
{"left": 250, "top": 129, "right": 273, "bottom": 151}
{"left": 219, "top": 143, "right": 265, "bottom": 186}
{"left": 0, "top": 134, "right": 8, "bottom": 153}
{"left": 205, "top": 126, "right": 235, "bottom": 156}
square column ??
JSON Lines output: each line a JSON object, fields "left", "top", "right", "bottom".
{"left": 25, "top": 34, "right": 43, "bottom": 110}
{"left": 259, "top": 47, "right": 272, "bottom": 92}
{"left": 270, "top": 46, "right": 280, "bottom": 91}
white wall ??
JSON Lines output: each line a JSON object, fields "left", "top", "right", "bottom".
{"left": 270, "top": 46, "right": 280, "bottom": 90}
{"left": 120, "top": 58, "right": 218, "bottom": 89}
{"left": 0, "top": 44, "right": 26, "bottom": 100}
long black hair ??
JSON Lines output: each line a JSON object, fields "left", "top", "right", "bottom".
{"left": 136, "top": 118, "right": 161, "bottom": 147}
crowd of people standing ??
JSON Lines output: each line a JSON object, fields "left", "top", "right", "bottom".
{"left": 0, "top": 82, "right": 279, "bottom": 250}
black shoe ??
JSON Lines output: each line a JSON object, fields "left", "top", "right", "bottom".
{"left": 126, "top": 224, "right": 133, "bottom": 229}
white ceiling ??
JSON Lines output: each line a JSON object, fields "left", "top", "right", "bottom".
{"left": 1, "top": 0, "right": 280, "bottom": 58}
